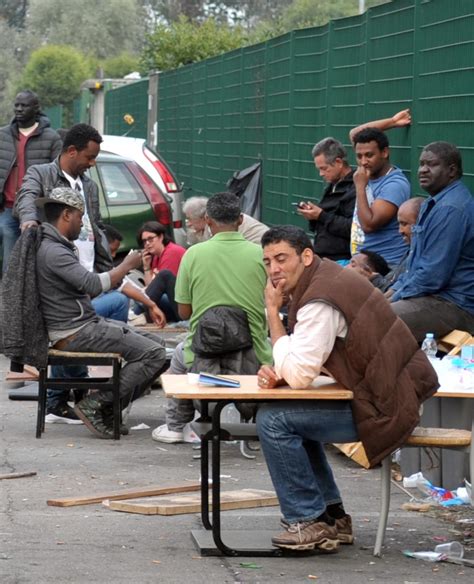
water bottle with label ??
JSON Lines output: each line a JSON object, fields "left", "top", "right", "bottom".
{"left": 421, "top": 333, "right": 437, "bottom": 359}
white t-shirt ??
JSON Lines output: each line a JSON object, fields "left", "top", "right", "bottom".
{"left": 62, "top": 171, "right": 95, "bottom": 272}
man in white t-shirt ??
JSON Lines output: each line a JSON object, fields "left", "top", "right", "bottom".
{"left": 15, "top": 124, "right": 165, "bottom": 423}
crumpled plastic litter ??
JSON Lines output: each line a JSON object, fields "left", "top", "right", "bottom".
{"left": 130, "top": 423, "right": 150, "bottom": 430}
{"left": 403, "top": 472, "right": 470, "bottom": 506}
{"left": 403, "top": 541, "right": 464, "bottom": 563}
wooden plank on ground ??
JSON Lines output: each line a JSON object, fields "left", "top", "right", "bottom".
{"left": 47, "top": 482, "right": 200, "bottom": 507}
{"left": 105, "top": 488, "right": 278, "bottom": 516}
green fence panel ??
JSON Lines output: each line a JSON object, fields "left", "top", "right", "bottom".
{"left": 103, "top": 0, "right": 473, "bottom": 226}
{"left": 44, "top": 105, "right": 64, "bottom": 129}
{"left": 104, "top": 79, "right": 148, "bottom": 138}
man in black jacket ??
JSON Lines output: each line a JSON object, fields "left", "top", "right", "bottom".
{"left": 296, "top": 138, "right": 355, "bottom": 262}
{"left": 0, "top": 90, "right": 61, "bottom": 273}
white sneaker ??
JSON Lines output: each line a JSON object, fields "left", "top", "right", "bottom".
{"left": 183, "top": 423, "right": 201, "bottom": 444}
{"left": 152, "top": 424, "right": 184, "bottom": 443}
{"left": 128, "top": 312, "right": 147, "bottom": 326}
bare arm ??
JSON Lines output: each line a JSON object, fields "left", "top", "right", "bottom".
{"left": 121, "top": 282, "right": 166, "bottom": 327}
{"left": 353, "top": 167, "right": 399, "bottom": 233}
{"left": 349, "top": 108, "right": 411, "bottom": 143}
{"left": 108, "top": 252, "right": 143, "bottom": 289}
{"left": 177, "top": 303, "right": 192, "bottom": 320}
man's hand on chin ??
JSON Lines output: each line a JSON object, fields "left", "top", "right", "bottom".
{"left": 264, "top": 278, "right": 286, "bottom": 312}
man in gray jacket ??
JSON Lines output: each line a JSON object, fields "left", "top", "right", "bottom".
{"left": 0, "top": 90, "right": 61, "bottom": 273}
{"left": 14, "top": 122, "right": 111, "bottom": 272}
{"left": 36, "top": 187, "right": 166, "bottom": 439}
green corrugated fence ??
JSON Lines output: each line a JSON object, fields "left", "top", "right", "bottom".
{"left": 104, "top": 79, "right": 148, "bottom": 138}
{"left": 154, "top": 0, "right": 474, "bottom": 227}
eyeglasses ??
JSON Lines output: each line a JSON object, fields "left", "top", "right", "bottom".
{"left": 141, "top": 235, "right": 158, "bottom": 246}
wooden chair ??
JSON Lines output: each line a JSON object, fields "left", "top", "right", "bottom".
{"left": 374, "top": 426, "right": 472, "bottom": 556}
{"left": 36, "top": 349, "right": 122, "bottom": 440}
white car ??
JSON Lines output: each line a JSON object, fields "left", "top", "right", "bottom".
{"left": 100, "top": 135, "right": 186, "bottom": 247}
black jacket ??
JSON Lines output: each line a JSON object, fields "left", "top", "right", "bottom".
{"left": 13, "top": 158, "right": 113, "bottom": 273}
{"left": 0, "top": 114, "right": 62, "bottom": 206}
{"left": 309, "top": 169, "right": 356, "bottom": 261}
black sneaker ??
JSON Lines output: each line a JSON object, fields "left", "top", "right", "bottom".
{"left": 45, "top": 405, "right": 83, "bottom": 425}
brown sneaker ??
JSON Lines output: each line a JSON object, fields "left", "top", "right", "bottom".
{"left": 335, "top": 514, "right": 354, "bottom": 544}
{"left": 272, "top": 520, "right": 340, "bottom": 552}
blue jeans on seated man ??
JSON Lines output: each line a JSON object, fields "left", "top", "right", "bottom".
{"left": 256, "top": 400, "right": 358, "bottom": 524}
{"left": 0, "top": 207, "right": 20, "bottom": 274}
{"left": 47, "top": 291, "right": 130, "bottom": 412}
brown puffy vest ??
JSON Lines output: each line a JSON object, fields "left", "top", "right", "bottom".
{"left": 288, "top": 257, "right": 439, "bottom": 467}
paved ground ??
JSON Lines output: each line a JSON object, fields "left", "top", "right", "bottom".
{"left": 0, "top": 353, "right": 472, "bottom": 584}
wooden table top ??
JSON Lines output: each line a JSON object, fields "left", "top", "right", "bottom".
{"left": 161, "top": 374, "right": 354, "bottom": 401}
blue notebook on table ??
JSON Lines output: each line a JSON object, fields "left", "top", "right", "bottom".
{"left": 198, "top": 373, "right": 241, "bottom": 388}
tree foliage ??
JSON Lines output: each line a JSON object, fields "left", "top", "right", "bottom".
{"left": 26, "top": 0, "right": 146, "bottom": 59}
{"left": 102, "top": 53, "right": 141, "bottom": 78}
{"left": 18, "top": 45, "right": 93, "bottom": 107}
{"left": 0, "top": 0, "right": 27, "bottom": 29}
{"left": 140, "top": 16, "right": 249, "bottom": 72}
{"left": 279, "top": 0, "right": 389, "bottom": 30}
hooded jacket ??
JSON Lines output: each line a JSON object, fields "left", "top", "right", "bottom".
{"left": 0, "top": 114, "right": 62, "bottom": 206}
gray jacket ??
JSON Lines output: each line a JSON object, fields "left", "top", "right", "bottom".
{"left": 0, "top": 226, "right": 49, "bottom": 368}
{"left": 36, "top": 223, "right": 110, "bottom": 334}
{"left": 0, "top": 114, "right": 62, "bottom": 205}
{"left": 13, "top": 158, "right": 113, "bottom": 273}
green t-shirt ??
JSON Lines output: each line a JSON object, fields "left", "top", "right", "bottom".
{"left": 175, "top": 231, "right": 272, "bottom": 367}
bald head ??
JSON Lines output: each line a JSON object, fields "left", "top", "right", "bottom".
{"left": 397, "top": 197, "right": 424, "bottom": 245}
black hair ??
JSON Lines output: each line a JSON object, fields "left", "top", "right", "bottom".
{"left": 103, "top": 224, "right": 123, "bottom": 243}
{"left": 352, "top": 128, "right": 389, "bottom": 150}
{"left": 206, "top": 192, "right": 241, "bottom": 224}
{"left": 422, "top": 141, "right": 463, "bottom": 179}
{"left": 43, "top": 202, "right": 69, "bottom": 224}
{"left": 261, "top": 225, "right": 313, "bottom": 255}
{"left": 359, "top": 248, "right": 390, "bottom": 276}
{"left": 16, "top": 89, "right": 39, "bottom": 106}
{"left": 137, "top": 221, "right": 170, "bottom": 247}
{"left": 62, "top": 123, "right": 102, "bottom": 153}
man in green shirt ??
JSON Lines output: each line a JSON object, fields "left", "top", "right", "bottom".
{"left": 152, "top": 192, "right": 272, "bottom": 444}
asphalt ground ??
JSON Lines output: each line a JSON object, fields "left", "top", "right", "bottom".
{"left": 1, "top": 352, "right": 473, "bottom": 584}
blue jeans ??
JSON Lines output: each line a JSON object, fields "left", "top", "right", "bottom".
{"left": 47, "top": 291, "right": 129, "bottom": 409}
{"left": 256, "top": 400, "right": 358, "bottom": 524}
{"left": 0, "top": 207, "right": 20, "bottom": 274}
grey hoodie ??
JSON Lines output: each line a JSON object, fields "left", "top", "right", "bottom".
{"left": 36, "top": 223, "right": 111, "bottom": 335}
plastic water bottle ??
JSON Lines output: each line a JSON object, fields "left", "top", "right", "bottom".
{"left": 421, "top": 333, "right": 437, "bottom": 359}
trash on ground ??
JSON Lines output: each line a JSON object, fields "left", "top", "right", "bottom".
{"left": 130, "top": 423, "right": 150, "bottom": 430}
{"left": 403, "top": 540, "right": 465, "bottom": 563}
{"left": 403, "top": 472, "right": 470, "bottom": 506}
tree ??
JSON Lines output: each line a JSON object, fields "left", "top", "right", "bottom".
{"left": 0, "top": 0, "right": 28, "bottom": 29}
{"left": 140, "top": 16, "right": 248, "bottom": 72}
{"left": 18, "top": 45, "right": 93, "bottom": 108}
{"left": 102, "top": 53, "right": 141, "bottom": 78}
{"left": 280, "top": 0, "right": 389, "bottom": 30}
{"left": 26, "top": 0, "right": 147, "bottom": 60}
{"left": 0, "top": 21, "right": 39, "bottom": 124}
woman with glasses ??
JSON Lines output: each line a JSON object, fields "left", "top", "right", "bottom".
{"left": 135, "top": 221, "right": 186, "bottom": 324}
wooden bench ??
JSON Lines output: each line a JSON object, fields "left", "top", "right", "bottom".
{"left": 36, "top": 349, "right": 122, "bottom": 440}
{"left": 374, "top": 426, "right": 472, "bottom": 556}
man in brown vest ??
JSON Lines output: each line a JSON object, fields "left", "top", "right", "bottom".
{"left": 257, "top": 225, "right": 438, "bottom": 552}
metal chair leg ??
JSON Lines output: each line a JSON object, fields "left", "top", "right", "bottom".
{"left": 374, "top": 456, "right": 391, "bottom": 556}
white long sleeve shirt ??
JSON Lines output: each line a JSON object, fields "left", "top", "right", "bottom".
{"left": 273, "top": 302, "right": 348, "bottom": 389}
